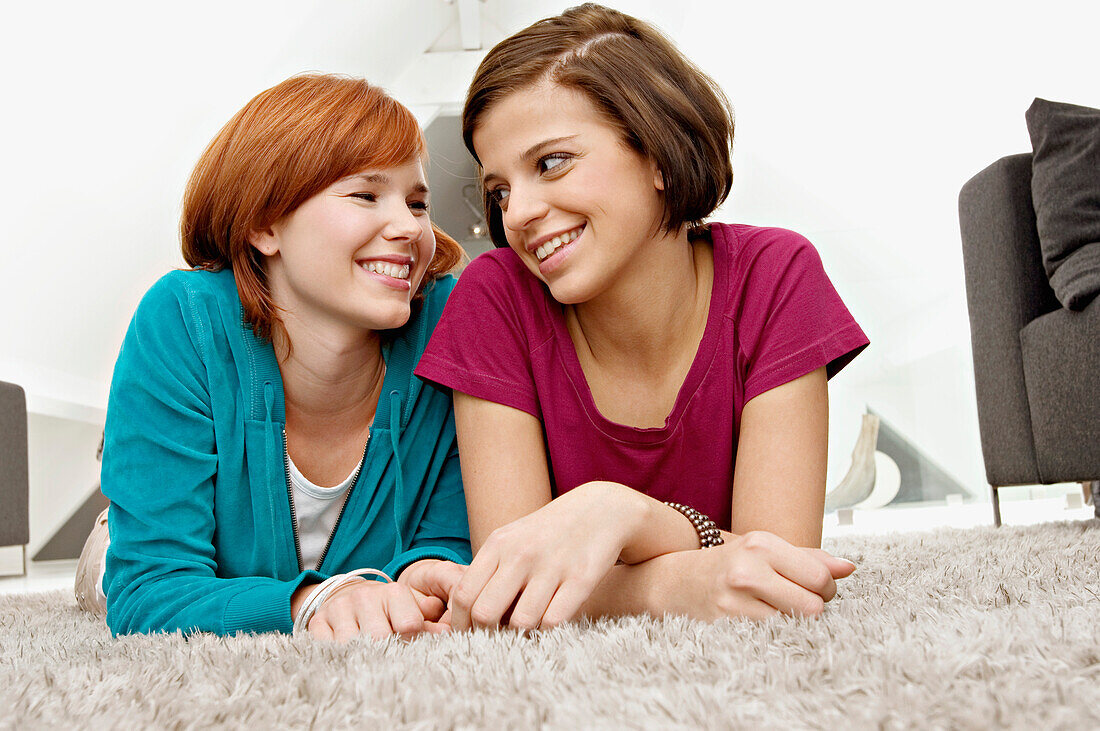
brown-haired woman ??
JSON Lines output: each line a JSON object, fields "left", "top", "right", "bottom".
{"left": 416, "top": 4, "right": 869, "bottom": 629}
{"left": 75, "top": 74, "right": 471, "bottom": 641}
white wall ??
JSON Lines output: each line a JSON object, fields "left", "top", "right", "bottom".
{"left": 4, "top": 1, "right": 1098, "bottom": 543}
{"left": 0, "top": 0, "right": 458, "bottom": 548}
{"left": 680, "top": 0, "right": 1100, "bottom": 490}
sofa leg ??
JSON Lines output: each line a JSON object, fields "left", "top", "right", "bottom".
{"left": 991, "top": 485, "right": 1002, "bottom": 527}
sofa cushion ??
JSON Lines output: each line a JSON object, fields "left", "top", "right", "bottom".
{"left": 0, "top": 381, "right": 29, "bottom": 547}
{"left": 1025, "top": 98, "right": 1100, "bottom": 310}
{"left": 1019, "top": 297, "right": 1100, "bottom": 482}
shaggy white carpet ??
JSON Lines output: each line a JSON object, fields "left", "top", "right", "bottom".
{"left": 2, "top": 520, "right": 1098, "bottom": 730}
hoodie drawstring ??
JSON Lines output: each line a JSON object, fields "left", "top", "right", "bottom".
{"left": 389, "top": 389, "right": 407, "bottom": 558}
{"left": 263, "top": 382, "right": 281, "bottom": 576}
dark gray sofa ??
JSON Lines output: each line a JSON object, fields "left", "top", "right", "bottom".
{"left": 959, "top": 153, "right": 1100, "bottom": 526}
{"left": 0, "top": 380, "right": 30, "bottom": 574}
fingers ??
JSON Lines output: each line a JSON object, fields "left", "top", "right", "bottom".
{"left": 412, "top": 589, "right": 447, "bottom": 622}
{"left": 506, "top": 576, "right": 559, "bottom": 630}
{"left": 319, "top": 594, "right": 369, "bottom": 643}
{"left": 450, "top": 552, "right": 500, "bottom": 631}
{"left": 737, "top": 532, "right": 840, "bottom": 602}
{"left": 808, "top": 549, "right": 857, "bottom": 579}
{"left": 307, "top": 614, "right": 335, "bottom": 641}
{"left": 419, "top": 561, "right": 466, "bottom": 603}
{"left": 383, "top": 584, "right": 426, "bottom": 640}
{"left": 451, "top": 558, "right": 587, "bottom": 631}
{"left": 424, "top": 616, "right": 452, "bottom": 635}
{"left": 536, "top": 580, "right": 590, "bottom": 629}
{"left": 752, "top": 572, "right": 827, "bottom": 618}
{"left": 308, "top": 581, "right": 430, "bottom": 642}
{"left": 465, "top": 563, "right": 528, "bottom": 628}
{"left": 729, "top": 596, "right": 781, "bottom": 621}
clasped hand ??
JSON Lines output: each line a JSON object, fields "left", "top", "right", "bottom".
{"left": 658, "top": 530, "right": 856, "bottom": 620}
{"left": 304, "top": 559, "right": 464, "bottom": 642}
{"left": 447, "top": 488, "right": 856, "bottom": 629}
{"left": 449, "top": 482, "right": 632, "bottom": 631}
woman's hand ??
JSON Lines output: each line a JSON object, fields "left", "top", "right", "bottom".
{"left": 450, "top": 481, "right": 646, "bottom": 631}
{"left": 305, "top": 578, "right": 451, "bottom": 642}
{"left": 397, "top": 558, "right": 466, "bottom": 630}
{"left": 652, "top": 530, "right": 856, "bottom": 620}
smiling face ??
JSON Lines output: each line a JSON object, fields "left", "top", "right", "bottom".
{"left": 250, "top": 157, "right": 436, "bottom": 334}
{"left": 472, "top": 82, "right": 667, "bottom": 304}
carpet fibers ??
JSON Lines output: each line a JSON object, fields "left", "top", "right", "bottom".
{"left": 2, "top": 520, "right": 1099, "bottom": 730}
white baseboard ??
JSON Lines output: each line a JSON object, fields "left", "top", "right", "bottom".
{"left": 0, "top": 545, "right": 27, "bottom": 577}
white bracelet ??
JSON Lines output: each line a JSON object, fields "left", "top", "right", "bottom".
{"left": 293, "top": 568, "right": 392, "bottom": 635}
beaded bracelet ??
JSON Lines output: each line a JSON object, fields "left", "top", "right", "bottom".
{"left": 664, "top": 502, "right": 724, "bottom": 548}
{"left": 292, "top": 567, "right": 393, "bottom": 635}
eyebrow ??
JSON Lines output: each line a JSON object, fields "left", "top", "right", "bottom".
{"left": 482, "top": 135, "right": 578, "bottom": 185}
{"left": 345, "top": 172, "right": 429, "bottom": 194}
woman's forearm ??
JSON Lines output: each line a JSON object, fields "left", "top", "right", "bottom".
{"left": 587, "top": 481, "right": 711, "bottom": 565}
{"left": 580, "top": 530, "right": 741, "bottom": 620}
{"left": 578, "top": 551, "right": 680, "bottom": 619}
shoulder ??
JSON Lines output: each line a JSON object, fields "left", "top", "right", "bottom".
{"left": 710, "top": 223, "right": 820, "bottom": 266}
{"left": 455, "top": 248, "right": 535, "bottom": 292}
{"left": 419, "top": 272, "right": 458, "bottom": 325}
{"left": 449, "top": 248, "right": 551, "bottom": 319}
{"left": 137, "top": 268, "right": 238, "bottom": 319}
{"left": 711, "top": 223, "right": 827, "bottom": 294}
{"left": 126, "top": 268, "right": 241, "bottom": 359}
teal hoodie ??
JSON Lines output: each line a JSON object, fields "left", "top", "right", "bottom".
{"left": 102, "top": 268, "right": 470, "bottom": 636}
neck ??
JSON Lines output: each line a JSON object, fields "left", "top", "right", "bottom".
{"left": 569, "top": 228, "right": 712, "bottom": 372}
{"left": 274, "top": 312, "right": 386, "bottom": 429}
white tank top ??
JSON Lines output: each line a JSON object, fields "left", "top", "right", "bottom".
{"left": 287, "top": 453, "right": 362, "bottom": 570}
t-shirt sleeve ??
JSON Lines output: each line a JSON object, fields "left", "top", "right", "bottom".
{"left": 416, "top": 252, "right": 542, "bottom": 418}
{"left": 733, "top": 228, "right": 869, "bottom": 404}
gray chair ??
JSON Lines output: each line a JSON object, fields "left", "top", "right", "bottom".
{"left": 0, "top": 381, "right": 30, "bottom": 574}
{"left": 959, "top": 154, "right": 1100, "bottom": 526}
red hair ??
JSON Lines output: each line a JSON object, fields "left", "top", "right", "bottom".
{"left": 181, "top": 73, "right": 463, "bottom": 340}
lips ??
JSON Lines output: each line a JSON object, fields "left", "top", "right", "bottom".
{"left": 359, "top": 261, "right": 410, "bottom": 280}
{"left": 356, "top": 254, "right": 415, "bottom": 290}
{"left": 531, "top": 225, "right": 585, "bottom": 262}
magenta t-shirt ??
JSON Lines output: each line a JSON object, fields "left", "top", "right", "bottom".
{"left": 415, "top": 224, "right": 869, "bottom": 530}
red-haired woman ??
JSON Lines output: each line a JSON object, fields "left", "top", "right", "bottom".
{"left": 416, "top": 4, "right": 869, "bottom": 629}
{"left": 74, "top": 74, "right": 471, "bottom": 641}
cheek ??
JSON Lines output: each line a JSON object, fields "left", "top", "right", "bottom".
{"left": 416, "top": 226, "right": 437, "bottom": 277}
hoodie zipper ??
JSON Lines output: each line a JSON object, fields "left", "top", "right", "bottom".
{"left": 283, "top": 427, "right": 370, "bottom": 572}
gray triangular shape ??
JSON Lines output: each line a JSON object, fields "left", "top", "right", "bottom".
{"left": 33, "top": 485, "right": 108, "bottom": 561}
{"left": 869, "top": 408, "right": 969, "bottom": 504}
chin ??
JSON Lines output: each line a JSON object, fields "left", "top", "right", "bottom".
{"left": 545, "top": 277, "right": 598, "bottom": 306}
{"left": 524, "top": 261, "right": 584, "bottom": 305}
{"left": 363, "top": 303, "right": 413, "bottom": 332}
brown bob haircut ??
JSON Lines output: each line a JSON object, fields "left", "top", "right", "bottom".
{"left": 182, "top": 73, "right": 463, "bottom": 341}
{"left": 461, "top": 3, "right": 734, "bottom": 247}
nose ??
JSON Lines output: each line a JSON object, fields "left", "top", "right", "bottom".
{"left": 383, "top": 200, "right": 424, "bottom": 243}
{"left": 500, "top": 183, "right": 549, "bottom": 234}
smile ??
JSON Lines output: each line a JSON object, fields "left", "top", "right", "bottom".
{"left": 360, "top": 261, "right": 411, "bottom": 280}
{"left": 535, "top": 226, "right": 584, "bottom": 262}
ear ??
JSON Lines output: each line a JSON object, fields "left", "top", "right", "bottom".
{"left": 247, "top": 227, "right": 279, "bottom": 257}
{"left": 651, "top": 160, "right": 665, "bottom": 192}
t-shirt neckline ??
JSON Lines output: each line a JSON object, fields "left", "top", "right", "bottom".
{"left": 548, "top": 225, "right": 730, "bottom": 444}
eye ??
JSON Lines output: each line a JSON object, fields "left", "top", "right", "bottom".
{"left": 537, "top": 154, "right": 571, "bottom": 174}
{"left": 351, "top": 192, "right": 376, "bottom": 202}
{"left": 408, "top": 199, "right": 429, "bottom": 212}
{"left": 488, "top": 187, "right": 510, "bottom": 204}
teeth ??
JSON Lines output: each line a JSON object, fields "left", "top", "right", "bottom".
{"left": 362, "top": 262, "right": 411, "bottom": 280}
{"left": 535, "top": 227, "right": 583, "bottom": 262}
